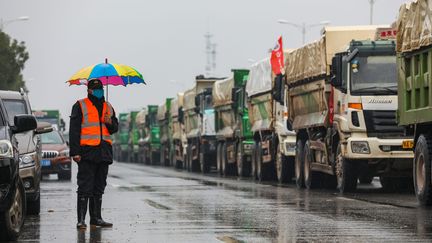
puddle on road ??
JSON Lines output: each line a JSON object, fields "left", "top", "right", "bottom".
{"left": 216, "top": 235, "right": 244, "bottom": 243}
{"left": 144, "top": 199, "right": 172, "bottom": 210}
{"left": 117, "top": 185, "right": 155, "bottom": 192}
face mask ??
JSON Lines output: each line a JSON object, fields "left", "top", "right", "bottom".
{"left": 92, "top": 89, "right": 104, "bottom": 99}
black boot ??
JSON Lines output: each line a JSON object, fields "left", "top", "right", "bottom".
{"left": 90, "top": 195, "right": 113, "bottom": 227}
{"left": 76, "top": 195, "right": 88, "bottom": 229}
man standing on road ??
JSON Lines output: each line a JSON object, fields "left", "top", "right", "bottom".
{"left": 69, "top": 78, "right": 118, "bottom": 229}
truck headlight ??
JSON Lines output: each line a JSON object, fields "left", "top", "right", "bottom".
{"left": 59, "top": 149, "right": 70, "bottom": 157}
{"left": 0, "top": 140, "right": 13, "bottom": 158}
{"left": 19, "top": 152, "right": 36, "bottom": 168}
{"left": 351, "top": 141, "right": 370, "bottom": 154}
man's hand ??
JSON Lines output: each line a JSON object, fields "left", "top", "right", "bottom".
{"left": 73, "top": 155, "right": 81, "bottom": 163}
{"left": 104, "top": 114, "right": 112, "bottom": 125}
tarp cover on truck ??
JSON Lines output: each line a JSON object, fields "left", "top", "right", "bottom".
{"left": 213, "top": 77, "right": 234, "bottom": 107}
{"left": 135, "top": 109, "right": 147, "bottom": 126}
{"left": 285, "top": 39, "right": 326, "bottom": 83}
{"left": 246, "top": 58, "right": 272, "bottom": 97}
{"left": 397, "top": 0, "right": 432, "bottom": 53}
{"left": 183, "top": 87, "right": 196, "bottom": 111}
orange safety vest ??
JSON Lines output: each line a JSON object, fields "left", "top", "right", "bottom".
{"left": 78, "top": 98, "right": 113, "bottom": 146}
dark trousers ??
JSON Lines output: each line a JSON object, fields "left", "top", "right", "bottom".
{"left": 77, "top": 160, "right": 109, "bottom": 197}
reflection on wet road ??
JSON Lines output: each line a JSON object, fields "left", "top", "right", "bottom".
{"left": 17, "top": 162, "right": 432, "bottom": 242}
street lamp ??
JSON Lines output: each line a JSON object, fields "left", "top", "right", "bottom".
{"left": 0, "top": 16, "right": 30, "bottom": 30}
{"left": 277, "top": 19, "right": 330, "bottom": 44}
{"left": 369, "top": 0, "right": 377, "bottom": 25}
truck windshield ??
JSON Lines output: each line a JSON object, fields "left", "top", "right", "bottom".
{"left": 149, "top": 113, "right": 157, "bottom": 126}
{"left": 41, "top": 131, "right": 64, "bottom": 144}
{"left": 350, "top": 56, "right": 397, "bottom": 95}
{"left": 3, "top": 99, "right": 28, "bottom": 125}
{"left": 204, "top": 95, "right": 213, "bottom": 110}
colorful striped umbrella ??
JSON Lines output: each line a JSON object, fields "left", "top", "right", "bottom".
{"left": 67, "top": 59, "right": 145, "bottom": 86}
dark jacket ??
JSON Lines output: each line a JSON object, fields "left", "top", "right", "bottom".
{"left": 69, "top": 94, "right": 119, "bottom": 164}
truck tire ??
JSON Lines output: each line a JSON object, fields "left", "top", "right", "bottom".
{"left": 237, "top": 142, "right": 249, "bottom": 177}
{"left": 191, "top": 143, "right": 200, "bottom": 172}
{"left": 222, "top": 143, "right": 234, "bottom": 176}
{"left": 251, "top": 142, "right": 258, "bottom": 180}
{"left": 295, "top": 139, "right": 305, "bottom": 189}
{"left": 27, "top": 191, "right": 40, "bottom": 215}
{"left": 335, "top": 144, "right": 358, "bottom": 193}
{"left": 256, "top": 142, "right": 268, "bottom": 182}
{"left": 216, "top": 143, "right": 223, "bottom": 175}
{"left": 0, "top": 178, "right": 26, "bottom": 241}
{"left": 160, "top": 145, "right": 165, "bottom": 166}
{"left": 303, "top": 141, "right": 321, "bottom": 189}
{"left": 276, "top": 143, "right": 289, "bottom": 183}
{"left": 200, "top": 147, "right": 210, "bottom": 174}
{"left": 414, "top": 134, "right": 432, "bottom": 206}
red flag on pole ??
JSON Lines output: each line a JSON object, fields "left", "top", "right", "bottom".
{"left": 270, "top": 36, "right": 284, "bottom": 75}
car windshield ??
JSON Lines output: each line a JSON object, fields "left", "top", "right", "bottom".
{"left": 3, "top": 99, "right": 28, "bottom": 125}
{"left": 41, "top": 131, "right": 64, "bottom": 144}
{"left": 350, "top": 56, "right": 397, "bottom": 94}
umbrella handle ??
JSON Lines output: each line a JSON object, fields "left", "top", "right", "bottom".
{"left": 106, "top": 76, "right": 109, "bottom": 101}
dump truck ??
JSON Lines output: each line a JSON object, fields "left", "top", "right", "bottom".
{"left": 171, "top": 93, "right": 187, "bottom": 169}
{"left": 157, "top": 98, "right": 174, "bottom": 166}
{"left": 246, "top": 58, "right": 296, "bottom": 182}
{"left": 32, "top": 109, "right": 65, "bottom": 132}
{"left": 135, "top": 108, "right": 147, "bottom": 163}
{"left": 285, "top": 25, "right": 413, "bottom": 193}
{"left": 126, "top": 111, "right": 140, "bottom": 162}
{"left": 139, "top": 105, "right": 160, "bottom": 164}
{"left": 184, "top": 75, "right": 221, "bottom": 172}
{"left": 213, "top": 69, "right": 255, "bottom": 177}
{"left": 397, "top": 0, "right": 432, "bottom": 205}
{"left": 114, "top": 113, "right": 129, "bottom": 161}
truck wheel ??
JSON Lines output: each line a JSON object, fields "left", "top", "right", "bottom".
{"left": 414, "top": 134, "right": 432, "bottom": 206}
{"left": 276, "top": 143, "right": 289, "bottom": 183}
{"left": 237, "top": 142, "right": 249, "bottom": 177}
{"left": 335, "top": 144, "right": 358, "bottom": 193}
{"left": 200, "top": 147, "right": 210, "bottom": 174}
{"left": 256, "top": 142, "right": 267, "bottom": 181}
{"left": 222, "top": 143, "right": 230, "bottom": 176}
{"left": 216, "top": 143, "right": 222, "bottom": 175}
{"left": 251, "top": 142, "right": 258, "bottom": 180}
{"left": 303, "top": 141, "right": 321, "bottom": 189}
{"left": 191, "top": 143, "right": 200, "bottom": 172}
{"left": 0, "top": 178, "right": 26, "bottom": 241}
{"left": 160, "top": 146, "right": 165, "bottom": 166}
{"left": 295, "top": 139, "right": 305, "bottom": 189}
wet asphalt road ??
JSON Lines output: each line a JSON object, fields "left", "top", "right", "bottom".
{"left": 15, "top": 161, "right": 432, "bottom": 243}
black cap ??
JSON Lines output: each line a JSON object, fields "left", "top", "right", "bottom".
{"left": 87, "top": 78, "right": 103, "bottom": 89}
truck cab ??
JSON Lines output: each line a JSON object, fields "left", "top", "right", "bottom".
{"left": 331, "top": 39, "right": 413, "bottom": 189}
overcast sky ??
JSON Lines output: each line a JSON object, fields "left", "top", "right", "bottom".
{"left": 0, "top": 0, "right": 407, "bottom": 126}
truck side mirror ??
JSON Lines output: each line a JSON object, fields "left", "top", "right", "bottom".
{"left": 331, "top": 55, "right": 343, "bottom": 88}
{"left": 273, "top": 74, "right": 285, "bottom": 105}
{"left": 231, "top": 88, "right": 238, "bottom": 104}
{"left": 178, "top": 107, "right": 184, "bottom": 124}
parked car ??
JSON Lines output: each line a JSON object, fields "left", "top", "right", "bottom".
{"left": 0, "top": 90, "right": 51, "bottom": 216}
{"left": 0, "top": 109, "right": 38, "bottom": 240}
{"left": 40, "top": 130, "right": 71, "bottom": 180}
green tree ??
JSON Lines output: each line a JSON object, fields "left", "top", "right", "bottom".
{"left": 0, "top": 31, "right": 29, "bottom": 91}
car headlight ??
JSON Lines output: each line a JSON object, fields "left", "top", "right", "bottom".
{"left": 19, "top": 152, "right": 36, "bottom": 168}
{"left": 59, "top": 149, "right": 70, "bottom": 157}
{"left": 0, "top": 140, "right": 13, "bottom": 158}
{"left": 351, "top": 141, "right": 370, "bottom": 154}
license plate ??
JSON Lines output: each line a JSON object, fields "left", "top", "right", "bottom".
{"left": 402, "top": 140, "right": 414, "bottom": 149}
{"left": 41, "top": 159, "right": 51, "bottom": 167}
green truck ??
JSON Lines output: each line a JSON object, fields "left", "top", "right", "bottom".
{"left": 114, "top": 113, "right": 129, "bottom": 161}
{"left": 32, "top": 109, "right": 65, "bottom": 132}
{"left": 135, "top": 108, "right": 147, "bottom": 163}
{"left": 157, "top": 98, "right": 174, "bottom": 166}
{"left": 184, "top": 75, "right": 221, "bottom": 172}
{"left": 138, "top": 105, "right": 160, "bottom": 164}
{"left": 213, "top": 69, "right": 254, "bottom": 177}
{"left": 397, "top": 0, "right": 432, "bottom": 205}
{"left": 127, "top": 111, "right": 140, "bottom": 162}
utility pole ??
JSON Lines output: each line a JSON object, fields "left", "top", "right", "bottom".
{"left": 369, "top": 0, "right": 377, "bottom": 25}
{"left": 204, "top": 32, "right": 217, "bottom": 77}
